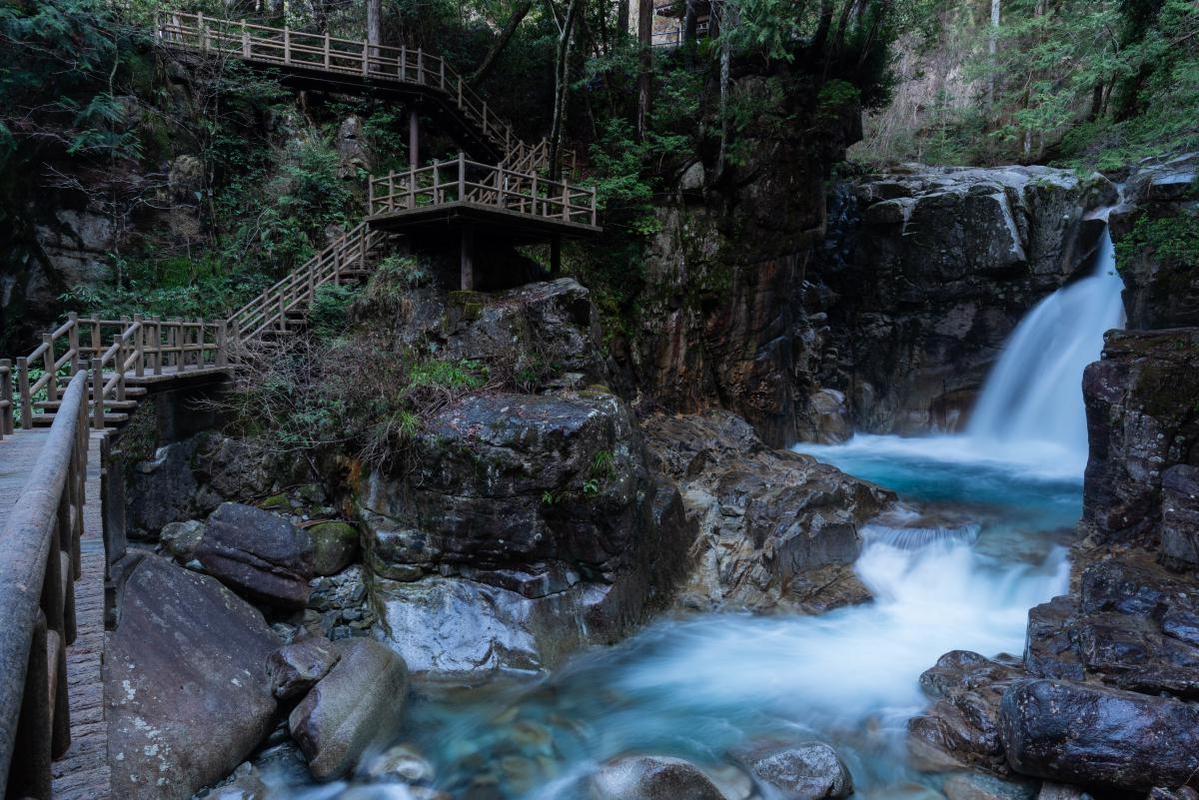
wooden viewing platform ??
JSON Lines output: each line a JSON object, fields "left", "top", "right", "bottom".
{"left": 154, "top": 12, "right": 575, "bottom": 175}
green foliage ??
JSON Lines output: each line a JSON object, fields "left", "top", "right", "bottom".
{"left": 408, "top": 358, "right": 488, "bottom": 391}
{"left": 309, "top": 283, "right": 362, "bottom": 339}
{"left": 1115, "top": 210, "right": 1199, "bottom": 271}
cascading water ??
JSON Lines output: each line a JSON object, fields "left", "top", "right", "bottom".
{"left": 269, "top": 228, "right": 1124, "bottom": 800}
{"left": 967, "top": 228, "right": 1127, "bottom": 468}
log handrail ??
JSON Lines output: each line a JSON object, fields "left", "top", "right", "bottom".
{"left": 0, "top": 367, "right": 88, "bottom": 796}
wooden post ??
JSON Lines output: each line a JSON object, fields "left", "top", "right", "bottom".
{"left": 368, "top": 175, "right": 375, "bottom": 215}
{"left": 591, "top": 186, "right": 598, "bottom": 226}
{"left": 115, "top": 335, "right": 126, "bottom": 402}
{"left": 439, "top": 59, "right": 445, "bottom": 89}
{"left": 324, "top": 32, "right": 330, "bottom": 68}
{"left": 89, "top": 320, "right": 100, "bottom": 359}
{"left": 134, "top": 316, "right": 145, "bottom": 378}
{"left": 197, "top": 11, "right": 206, "bottom": 50}
{"left": 362, "top": 40, "right": 369, "bottom": 76}
{"left": 409, "top": 111, "right": 419, "bottom": 171}
{"left": 0, "top": 359, "right": 11, "bottom": 437}
{"left": 460, "top": 226, "right": 475, "bottom": 291}
{"left": 532, "top": 174, "right": 539, "bottom": 216}
{"left": 458, "top": 76, "right": 463, "bottom": 107}
{"left": 278, "top": 294, "right": 286, "bottom": 333}
{"left": 43, "top": 334, "right": 57, "bottom": 403}
{"left": 433, "top": 161, "right": 440, "bottom": 204}
{"left": 153, "top": 318, "right": 163, "bottom": 376}
{"left": 283, "top": 27, "right": 290, "bottom": 63}
{"left": 242, "top": 19, "right": 250, "bottom": 57}
{"left": 17, "top": 357, "right": 31, "bottom": 429}
{"left": 407, "top": 169, "right": 414, "bottom": 209}
{"left": 497, "top": 166, "right": 505, "bottom": 207}
{"left": 216, "top": 322, "right": 228, "bottom": 368}
{"left": 67, "top": 313, "right": 79, "bottom": 374}
{"left": 562, "top": 183, "right": 569, "bottom": 221}
{"left": 400, "top": 45, "right": 407, "bottom": 81}
{"left": 91, "top": 359, "right": 103, "bottom": 430}
{"left": 416, "top": 48, "right": 423, "bottom": 83}
{"left": 458, "top": 153, "right": 465, "bottom": 202}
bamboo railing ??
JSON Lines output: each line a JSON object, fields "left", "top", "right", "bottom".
{"left": 0, "top": 368, "right": 89, "bottom": 797}
{"left": 154, "top": 12, "right": 576, "bottom": 176}
{"left": 368, "top": 154, "right": 598, "bottom": 228}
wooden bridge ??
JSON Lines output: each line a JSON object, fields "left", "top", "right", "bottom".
{"left": 0, "top": 11, "right": 602, "bottom": 799}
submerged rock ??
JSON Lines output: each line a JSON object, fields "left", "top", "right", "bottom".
{"left": 999, "top": 679, "right": 1199, "bottom": 791}
{"left": 106, "top": 555, "right": 279, "bottom": 800}
{"left": 586, "top": 755, "right": 726, "bottom": 800}
{"left": 943, "top": 772, "right": 1038, "bottom": 800}
{"left": 289, "top": 639, "right": 410, "bottom": 780}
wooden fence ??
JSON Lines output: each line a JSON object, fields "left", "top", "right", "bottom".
{"left": 368, "top": 154, "right": 598, "bottom": 228}
{"left": 0, "top": 368, "right": 89, "bottom": 798}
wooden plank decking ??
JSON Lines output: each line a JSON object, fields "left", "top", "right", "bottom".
{"left": 0, "top": 429, "right": 111, "bottom": 800}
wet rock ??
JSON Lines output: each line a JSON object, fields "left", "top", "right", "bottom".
{"left": 204, "top": 762, "right": 270, "bottom": 800}
{"left": 198, "top": 502, "right": 314, "bottom": 609}
{"left": 1081, "top": 328, "right": 1199, "bottom": 547}
{"left": 1024, "top": 597, "right": 1085, "bottom": 681}
{"left": 1035, "top": 783, "right": 1092, "bottom": 800}
{"left": 644, "top": 410, "right": 893, "bottom": 612}
{"left": 1161, "top": 465, "right": 1199, "bottom": 570}
{"left": 363, "top": 744, "right": 435, "bottom": 784}
{"left": 1148, "top": 788, "right": 1199, "bottom": 800}
{"left": 741, "top": 742, "right": 854, "bottom": 799}
{"left": 309, "top": 521, "right": 361, "bottom": 576}
{"left": 267, "top": 637, "right": 341, "bottom": 700}
{"left": 336, "top": 786, "right": 451, "bottom": 800}
{"left": 106, "top": 555, "right": 278, "bottom": 800}
{"left": 999, "top": 679, "right": 1199, "bottom": 791}
{"left": 943, "top": 773, "right": 1038, "bottom": 800}
{"left": 587, "top": 755, "right": 726, "bottom": 800}
{"left": 289, "top": 639, "right": 410, "bottom": 780}
{"left": 127, "top": 438, "right": 202, "bottom": 538}
{"left": 808, "top": 388, "right": 853, "bottom": 444}
{"left": 336, "top": 114, "right": 371, "bottom": 177}
{"left": 908, "top": 651, "right": 1025, "bottom": 774}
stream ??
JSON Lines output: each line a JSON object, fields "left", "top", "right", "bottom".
{"left": 270, "top": 232, "right": 1124, "bottom": 799}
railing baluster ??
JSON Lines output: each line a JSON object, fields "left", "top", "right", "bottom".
{"left": 0, "top": 360, "right": 10, "bottom": 438}
{"left": 17, "top": 357, "right": 31, "bottom": 429}
{"left": 67, "top": 313, "right": 79, "bottom": 375}
{"left": 134, "top": 316, "right": 145, "bottom": 378}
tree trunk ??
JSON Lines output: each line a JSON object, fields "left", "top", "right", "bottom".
{"left": 636, "top": 0, "right": 653, "bottom": 140}
{"left": 367, "top": 0, "right": 382, "bottom": 58}
{"left": 618, "top": 0, "right": 630, "bottom": 43}
{"left": 550, "top": 0, "right": 583, "bottom": 180}
{"left": 715, "top": 0, "right": 738, "bottom": 180}
{"left": 471, "top": 0, "right": 534, "bottom": 84}
{"left": 988, "top": 0, "right": 1000, "bottom": 107}
{"left": 683, "top": 0, "right": 698, "bottom": 59}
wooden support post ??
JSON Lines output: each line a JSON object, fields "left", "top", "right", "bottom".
{"left": 324, "top": 32, "right": 330, "bottom": 67}
{"left": 283, "top": 26, "right": 290, "bottom": 63}
{"left": 134, "top": 316, "right": 145, "bottom": 378}
{"left": 562, "top": 183, "right": 569, "bottom": 221}
{"left": 9, "top": 613, "right": 52, "bottom": 800}
{"left": 242, "top": 19, "right": 250, "bottom": 57}
{"left": 417, "top": 48, "right": 423, "bottom": 83}
{"left": 460, "top": 226, "right": 475, "bottom": 291}
{"left": 89, "top": 320, "right": 100, "bottom": 359}
{"left": 401, "top": 45, "right": 407, "bottom": 81}
{"left": 591, "top": 186, "right": 598, "bottom": 226}
{"left": 0, "top": 359, "right": 10, "bottom": 437}
{"left": 17, "top": 357, "right": 31, "bottom": 429}
{"left": 362, "top": 40, "right": 369, "bottom": 76}
{"left": 532, "top": 174, "right": 539, "bottom": 216}
{"left": 153, "top": 318, "right": 163, "bottom": 376}
{"left": 368, "top": 177, "right": 375, "bottom": 215}
{"left": 278, "top": 294, "right": 286, "bottom": 333}
{"left": 92, "top": 359, "right": 103, "bottom": 430}
{"left": 458, "top": 76, "right": 463, "bottom": 106}
{"left": 458, "top": 153, "right": 466, "bottom": 202}
{"left": 115, "top": 335, "right": 126, "bottom": 401}
{"left": 43, "top": 334, "right": 57, "bottom": 403}
{"left": 217, "top": 322, "right": 228, "bottom": 368}
{"left": 67, "top": 312, "right": 79, "bottom": 374}
{"left": 197, "top": 11, "right": 206, "bottom": 50}
{"left": 433, "top": 161, "right": 440, "bottom": 204}
{"left": 440, "top": 59, "right": 445, "bottom": 89}
{"left": 409, "top": 111, "right": 419, "bottom": 171}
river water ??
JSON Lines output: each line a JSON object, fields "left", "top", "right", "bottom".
{"left": 275, "top": 233, "right": 1124, "bottom": 799}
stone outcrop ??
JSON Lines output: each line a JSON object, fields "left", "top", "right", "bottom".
{"left": 1109, "top": 153, "right": 1199, "bottom": 330}
{"left": 106, "top": 555, "right": 279, "bottom": 800}
{"left": 1081, "top": 328, "right": 1199, "bottom": 548}
{"left": 288, "top": 638, "right": 410, "bottom": 780}
{"left": 643, "top": 410, "right": 894, "bottom": 612}
{"left": 812, "top": 165, "right": 1115, "bottom": 433}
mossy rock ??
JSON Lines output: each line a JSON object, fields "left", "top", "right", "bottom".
{"left": 308, "top": 521, "right": 361, "bottom": 576}
{"left": 260, "top": 493, "right": 291, "bottom": 512}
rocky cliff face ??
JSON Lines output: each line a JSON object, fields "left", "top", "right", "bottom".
{"left": 810, "top": 165, "right": 1115, "bottom": 434}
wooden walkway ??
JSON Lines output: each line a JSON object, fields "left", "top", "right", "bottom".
{"left": 0, "top": 430, "right": 111, "bottom": 800}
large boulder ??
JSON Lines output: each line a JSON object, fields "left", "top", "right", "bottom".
{"left": 586, "top": 756, "right": 726, "bottom": 800}
{"left": 105, "top": 555, "right": 279, "bottom": 800}
{"left": 195, "top": 502, "right": 314, "bottom": 609}
{"left": 288, "top": 639, "right": 410, "bottom": 780}
{"left": 1081, "top": 328, "right": 1199, "bottom": 547}
{"left": 1161, "top": 464, "right": 1199, "bottom": 570}
{"left": 999, "top": 678, "right": 1199, "bottom": 792}
{"left": 643, "top": 411, "right": 894, "bottom": 612}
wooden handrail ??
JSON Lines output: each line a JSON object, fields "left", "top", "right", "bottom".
{"left": 0, "top": 367, "right": 88, "bottom": 796}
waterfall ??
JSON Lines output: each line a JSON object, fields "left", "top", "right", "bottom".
{"left": 966, "top": 227, "right": 1126, "bottom": 464}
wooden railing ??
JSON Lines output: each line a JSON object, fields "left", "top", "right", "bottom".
{"left": 0, "top": 360, "right": 13, "bottom": 441}
{"left": 368, "top": 154, "right": 598, "bottom": 228}
{"left": 229, "top": 221, "right": 386, "bottom": 341}
{"left": 0, "top": 368, "right": 89, "bottom": 797}
{"left": 13, "top": 316, "right": 226, "bottom": 431}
